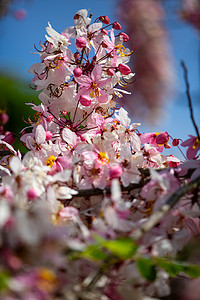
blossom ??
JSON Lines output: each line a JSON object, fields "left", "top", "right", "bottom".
{"left": 75, "top": 64, "right": 111, "bottom": 104}
{"left": 1, "top": 9, "right": 198, "bottom": 300}
{"left": 45, "top": 22, "right": 71, "bottom": 52}
{"left": 181, "top": 135, "right": 200, "bottom": 159}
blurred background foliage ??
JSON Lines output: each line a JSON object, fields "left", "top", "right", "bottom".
{"left": 0, "top": 74, "right": 40, "bottom": 151}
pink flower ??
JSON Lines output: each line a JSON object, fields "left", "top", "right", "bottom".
{"left": 75, "top": 36, "right": 87, "bottom": 48}
{"left": 181, "top": 135, "right": 200, "bottom": 159}
{"left": 140, "top": 131, "right": 170, "bottom": 152}
{"left": 75, "top": 64, "right": 111, "bottom": 103}
{"left": 59, "top": 206, "right": 79, "bottom": 220}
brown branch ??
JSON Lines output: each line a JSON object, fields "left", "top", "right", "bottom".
{"left": 75, "top": 182, "right": 143, "bottom": 198}
{"left": 132, "top": 174, "right": 200, "bottom": 241}
{"left": 181, "top": 60, "right": 200, "bottom": 141}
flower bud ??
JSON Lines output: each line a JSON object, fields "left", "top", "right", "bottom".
{"left": 74, "top": 52, "right": 80, "bottom": 60}
{"left": 168, "top": 161, "right": 179, "bottom": 168}
{"left": 62, "top": 110, "right": 68, "bottom": 116}
{"left": 46, "top": 131, "right": 53, "bottom": 141}
{"left": 75, "top": 36, "right": 87, "bottom": 48}
{"left": 3, "top": 132, "right": 15, "bottom": 144}
{"left": 73, "top": 67, "right": 82, "bottom": 77}
{"left": 80, "top": 95, "right": 92, "bottom": 107}
{"left": 118, "top": 63, "right": 131, "bottom": 75}
{"left": 99, "top": 16, "right": 110, "bottom": 24}
{"left": 110, "top": 165, "right": 123, "bottom": 179}
{"left": 168, "top": 155, "right": 180, "bottom": 168}
{"left": 101, "top": 28, "right": 108, "bottom": 35}
{"left": 107, "top": 68, "right": 115, "bottom": 76}
{"left": 172, "top": 138, "right": 179, "bottom": 146}
{"left": 119, "top": 32, "right": 129, "bottom": 42}
{"left": 113, "top": 22, "right": 121, "bottom": 30}
{"left": 155, "top": 132, "right": 169, "bottom": 145}
{"left": 46, "top": 115, "right": 54, "bottom": 122}
{"left": 0, "top": 112, "right": 9, "bottom": 125}
{"left": 101, "top": 41, "right": 108, "bottom": 48}
{"left": 27, "top": 188, "right": 38, "bottom": 200}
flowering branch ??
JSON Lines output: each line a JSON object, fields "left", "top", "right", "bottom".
{"left": 132, "top": 174, "right": 200, "bottom": 241}
{"left": 0, "top": 9, "right": 200, "bottom": 300}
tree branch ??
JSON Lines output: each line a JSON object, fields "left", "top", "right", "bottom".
{"left": 132, "top": 174, "right": 200, "bottom": 241}
{"left": 181, "top": 60, "right": 200, "bottom": 141}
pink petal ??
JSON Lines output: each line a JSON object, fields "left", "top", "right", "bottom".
{"left": 75, "top": 75, "right": 91, "bottom": 86}
{"left": 91, "top": 64, "right": 102, "bottom": 82}
{"left": 98, "top": 77, "right": 111, "bottom": 88}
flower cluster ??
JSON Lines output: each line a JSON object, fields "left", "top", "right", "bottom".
{"left": 0, "top": 9, "right": 200, "bottom": 300}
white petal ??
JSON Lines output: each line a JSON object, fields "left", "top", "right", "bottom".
{"left": 10, "top": 156, "right": 22, "bottom": 174}
{"left": 62, "top": 128, "right": 77, "bottom": 147}
{"left": 35, "top": 124, "right": 46, "bottom": 145}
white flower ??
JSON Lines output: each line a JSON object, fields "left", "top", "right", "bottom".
{"left": 45, "top": 22, "right": 71, "bottom": 51}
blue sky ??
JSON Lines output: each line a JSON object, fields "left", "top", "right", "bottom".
{"left": 0, "top": 0, "right": 199, "bottom": 159}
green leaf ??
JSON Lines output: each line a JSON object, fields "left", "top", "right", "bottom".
{"left": 156, "top": 258, "right": 200, "bottom": 278}
{"left": 81, "top": 244, "right": 108, "bottom": 261}
{"left": 181, "top": 265, "right": 200, "bottom": 278}
{"left": 0, "top": 271, "right": 9, "bottom": 292}
{"left": 137, "top": 258, "right": 157, "bottom": 282}
{"left": 103, "top": 238, "right": 138, "bottom": 259}
{"left": 157, "top": 260, "right": 181, "bottom": 277}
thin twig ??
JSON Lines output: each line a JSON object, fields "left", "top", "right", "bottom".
{"left": 181, "top": 60, "right": 200, "bottom": 141}
{"left": 132, "top": 174, "right": 200, "bottom": 241}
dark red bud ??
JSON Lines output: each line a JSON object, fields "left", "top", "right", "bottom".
{"left": 155, "top": 132, "right": 169, "bottom": 145}
{"left": 99, "top": 16, "right": 110, "bottom": 25}
{"left": 107, "top": 68, "right": 115, "bottom": 76}
{"left": 101, "top": 41, "right": 108, "bottom": 48}
{"left": 101, "top": 28, "right": 108, "bottom": 35}
{"left": 113, "top": 22, "right": 121, "bottom": 30}
{"left": 172, "top": 138, "right": 179, "bottom": 146}
{"left": 74, "top": 52, "right": 80, "bottom": 60}
{"left": 119, "top": 32, "right": 129, "bottom": 42}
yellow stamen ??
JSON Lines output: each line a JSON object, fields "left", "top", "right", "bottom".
{"left": 89, "top": 83, "right": 101, "bottom": 98}
{"left": 37, "top": 268, "right": 57, "bottom": 292}
{"left": 98, "top": 152, "right": 109, "bottom": 164}
{"left": 45, "top": 155, "right": 56, "bottom": 167}
{"left": 193, "top": 137, "right": 200, "bottom": 149}
{"left": 116, "top": 44, "right": 134, "bottom": 57}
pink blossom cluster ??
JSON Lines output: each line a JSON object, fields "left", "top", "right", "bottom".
{"left": 0, "top": 9, "right": 200, "bottom": 300}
